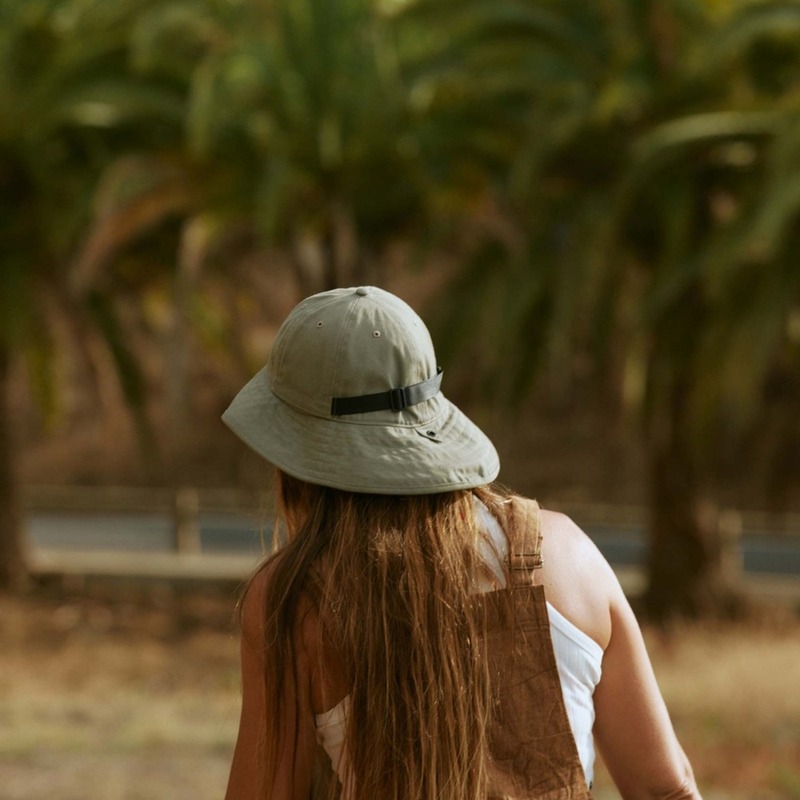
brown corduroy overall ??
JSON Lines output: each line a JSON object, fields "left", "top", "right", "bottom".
{"left": 482, "top": 498, "right": 592, "bottom": 799}
{"left": 310, "top": 498, "right": 593, "bottom": 799}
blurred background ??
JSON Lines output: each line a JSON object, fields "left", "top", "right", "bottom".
{"left": 1, "top": 0, "right": 800, "bottom": 797}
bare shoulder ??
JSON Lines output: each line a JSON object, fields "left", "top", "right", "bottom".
{"left": 239, "top": 558, "right": 319, "bottom": 663}
{"left": 538, "top": 508, "right": 611, "bottom": 569}
{"left": 535, "top": 506, "right": 622, "bottom": 650}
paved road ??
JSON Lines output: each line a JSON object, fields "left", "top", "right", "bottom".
{"left": 26, "top": 512, "right": 800, "bottom": 577}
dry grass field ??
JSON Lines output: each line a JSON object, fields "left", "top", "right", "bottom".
{"left": 1, "top": 586, "right": 798, "bottom": 800}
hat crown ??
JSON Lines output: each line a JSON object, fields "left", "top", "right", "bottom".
{"left": 269, "top": 287, "right": 438, "bottom": 420}
{"left": 222, "top": 285, "right": 500, "bottom": 493}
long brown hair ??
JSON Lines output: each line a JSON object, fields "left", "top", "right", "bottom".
{"left": 248, "top": 469, "right": 511, "bottom": 799}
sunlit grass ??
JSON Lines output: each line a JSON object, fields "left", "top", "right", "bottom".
{"left": 2, "top": 592, "right": 799, "bottom": 799}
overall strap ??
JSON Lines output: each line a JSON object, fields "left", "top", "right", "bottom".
{"left": 488, "top": 498, "right": 592, "bottom": 799}
{"left": 506, "top": 497, "right": 543, "bottom": 589}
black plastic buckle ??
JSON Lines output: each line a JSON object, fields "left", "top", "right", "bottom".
{"left": 389, "top": 387, "right": 408, "bottom": 412}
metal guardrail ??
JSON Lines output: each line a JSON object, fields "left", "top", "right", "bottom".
{"left": 23, "top": 485, "right": 270, "bottom": 514}
{"left": 24, "top": 485, "right": 274, "bottom": 555}
{"left": 22, "top": 484, "right": 800, "bottom": 536}
{"left": 22, "top": 486, "right": 800, "bottom": 598}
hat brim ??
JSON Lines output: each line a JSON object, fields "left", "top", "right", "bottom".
{"left": 222, "top": 366, "right": 500, "bottom": 494}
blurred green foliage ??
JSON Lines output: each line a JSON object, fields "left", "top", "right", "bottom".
{"left": 1, "top": 0, "right": 799, "bottom": 614}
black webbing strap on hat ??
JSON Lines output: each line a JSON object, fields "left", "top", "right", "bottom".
{"left": 330, "top": 367, "right": 443, "bottom": 416}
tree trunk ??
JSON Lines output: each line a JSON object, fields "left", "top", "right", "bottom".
{"left": 0, "top": 343, "right": 27, "bottom": 591}
{"left": 168, "top": 220, "right": 203, "bottom": 470}
{"left": 321, "top": 223, "right": 338, "bottom": 291}
{"left": 643, "top": 384, "right": 742, "bottom": 620}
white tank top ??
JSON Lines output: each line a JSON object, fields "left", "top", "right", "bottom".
{"left": 315, "top": 502, "right": 604, "bottom": 790}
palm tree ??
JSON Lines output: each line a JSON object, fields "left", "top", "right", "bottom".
{"left": 606, "top": 1, "right": 800, "bottom": 617}
{"left": 436, "top": 0, "right": 800, "bottom": 617}
{"left": 0, "top": 0, "right": 187, "bottom": 589}
{"left": 126, "top": 0, "right": 545, "bottom": 300}
{"left": 68, "top": 0, "right": 539, "bottom": 462}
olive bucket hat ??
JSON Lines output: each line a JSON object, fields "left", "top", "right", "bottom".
{"left": 222, "top": 286, "right": 499, "bottom": 494}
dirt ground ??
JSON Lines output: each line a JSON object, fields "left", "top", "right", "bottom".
{"left": 1, "top": 586, "right": 799, "bottom": 800}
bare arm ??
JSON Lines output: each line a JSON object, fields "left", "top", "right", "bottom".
{"left": 593, "top": 579, "right": 702, "bottom": 800}
{"left": 538, "top": 508, "right": 701, "bottom": 800}
{"left": 224, "top": 571, "right": 317, "bottom": 800}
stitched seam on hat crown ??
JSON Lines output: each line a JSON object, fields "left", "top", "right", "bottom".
{"left": 330, "top": 289, "right": 434, "bottom": 400}
{"left": 330, "top": 293, "right": 363, "bottom": 400}
{"left": 377, "top": 292, "right": 434, "bottom": 386}
{"left": 271, "top": 291, "right": 354, "bottom": 416}
{"left": 270, "top": 294, "right": 317, "bottom": 380}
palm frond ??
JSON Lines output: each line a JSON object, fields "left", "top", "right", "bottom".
{"left": 72, "top": 155, "right": 198, "bottom": 293}
{"left": 702, "top": 0, "right": 800, "bottom": 70}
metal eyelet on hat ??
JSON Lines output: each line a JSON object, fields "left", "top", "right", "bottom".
{"left": 316, "top": 321, "right": 324, "bottom": 327}
{"left": 373, "top": 330, "right": 381, "bottom": 338}
{"left": 416, "top": 427, "right": 442, "bottom": 442}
